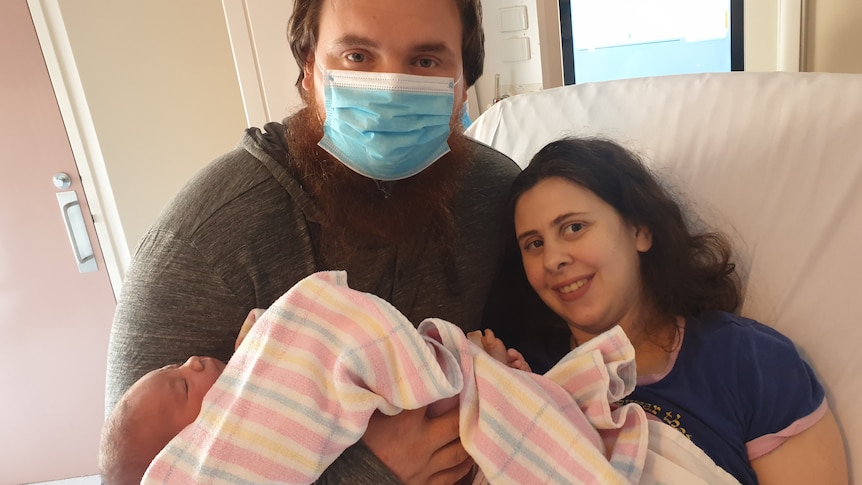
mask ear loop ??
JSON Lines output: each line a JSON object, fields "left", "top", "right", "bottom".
{"left": 453, "top": 70, "right": 464, "bottom": 88}
{"left": 315, "top": 56, "right": 327, "bottom": 77}
{"left": 311, "top": 54, "right": 328, "bottom": 127}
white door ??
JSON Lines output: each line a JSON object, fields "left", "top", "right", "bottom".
{"left": 0, "top": 2, "right": 117, "bottom": 483}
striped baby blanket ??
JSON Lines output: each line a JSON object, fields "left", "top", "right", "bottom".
{"left": 144, "top": 271, "right": 738, "bottom": 484}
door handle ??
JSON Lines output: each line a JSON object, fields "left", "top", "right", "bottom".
{"left": 56, "top": 190, "right": 97, "bottom": 273}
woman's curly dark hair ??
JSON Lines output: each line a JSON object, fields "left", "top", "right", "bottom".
{"left": 509, "top": 137, "right": 741, "bottom": 327}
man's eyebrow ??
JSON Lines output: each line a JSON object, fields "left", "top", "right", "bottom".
{"left": 330, "top": 34, "right": 378, "bottom": 48}
{"left": 329, "top": 36, "right": 453, "bottom": 55}
{"left": 412, "top": 42, "right": 453, "bottom": 54}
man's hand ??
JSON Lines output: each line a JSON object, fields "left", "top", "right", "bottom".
{"left": 362, "top": 405, "right": 473, "bottom": 485}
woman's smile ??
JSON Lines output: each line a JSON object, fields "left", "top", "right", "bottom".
{"left": 553, "top": 275, "right": 592, "bottom": 300}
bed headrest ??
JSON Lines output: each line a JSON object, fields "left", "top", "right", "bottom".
{"left": 467, "top": 71, "right": 862, "bottom": 480}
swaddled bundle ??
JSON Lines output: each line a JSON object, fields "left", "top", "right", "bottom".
{"left": 144, "top": 271, "right": 738, "bottom": 484}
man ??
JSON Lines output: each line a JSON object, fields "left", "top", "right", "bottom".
{"left": 105, "top": 0, "right": 524, "bottom": 483}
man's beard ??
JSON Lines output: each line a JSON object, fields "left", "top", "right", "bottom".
{"left": 284, "top": 100, "right": 471, "bottom": 265}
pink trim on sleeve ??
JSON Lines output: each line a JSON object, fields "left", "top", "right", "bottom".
{"left": 745, "top": 398, "right": 828, "bottom": 460}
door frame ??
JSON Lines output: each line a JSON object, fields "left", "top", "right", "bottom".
{"left": 28, "top": 0, "right": 130, "bottom": 299}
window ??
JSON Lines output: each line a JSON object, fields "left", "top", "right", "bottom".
{"left": 560, "top": 0, "right": 743, "bottom": 84}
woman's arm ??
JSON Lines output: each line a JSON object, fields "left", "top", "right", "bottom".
{"left": 751, "top": 408, "right": 848, "bottom": 485}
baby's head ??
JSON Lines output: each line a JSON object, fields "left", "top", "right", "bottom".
{"left": 99, "top": 355, "right": 225, "bottom": 484}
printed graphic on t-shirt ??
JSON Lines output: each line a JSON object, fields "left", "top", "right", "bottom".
{"left": 618, "top": 397, "right": 692, "bottom": 439}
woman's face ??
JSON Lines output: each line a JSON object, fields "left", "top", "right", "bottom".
{"left": 514, "top": 176, "right": 652, "bottom": 344}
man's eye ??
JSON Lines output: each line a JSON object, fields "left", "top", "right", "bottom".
{"left": 346, "top": 52, "right": 365, "bottom": 63}
{"left": 416, "top": 58, "right": 437, "bottom": 68}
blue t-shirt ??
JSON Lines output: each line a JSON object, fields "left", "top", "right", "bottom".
{"left": 622, "top": 311, "right": 825, "bottom": 484}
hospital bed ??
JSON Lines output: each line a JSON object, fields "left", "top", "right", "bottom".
{"left": 467, "top": 71, "right": 862, "bottom": 481}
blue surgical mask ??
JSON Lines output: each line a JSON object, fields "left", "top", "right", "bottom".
{"left": 317, "top": 65, "right": 459, "bottom": 181}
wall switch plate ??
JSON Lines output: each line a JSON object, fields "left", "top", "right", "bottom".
{"left": 500, "top": 37, "right": 531, "bottom": 62}
{"left": 500, "top": 5, "right": 528, "bottom": 32}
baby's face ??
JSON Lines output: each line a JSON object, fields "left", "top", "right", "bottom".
{"left": 128, "top": 355, "right": 226, "bottom": 438}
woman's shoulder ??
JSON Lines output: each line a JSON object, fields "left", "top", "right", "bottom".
{"left": 684, "top": 312, "right": 821, "bottom": 397}
{"left": 686, "top": 311, "right": 795, "bottom": 348}
{"left": 681, "top": 311, "right": 812, "bottom": 379}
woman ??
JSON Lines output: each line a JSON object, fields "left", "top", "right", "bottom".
{"left": 507, "top": 137, "right": 847, "bottom": 484}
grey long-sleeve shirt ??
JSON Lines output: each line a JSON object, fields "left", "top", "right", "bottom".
{"left": 106, "top": 121, "right": 522, "bottom": 481}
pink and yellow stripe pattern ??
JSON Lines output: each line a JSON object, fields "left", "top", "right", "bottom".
{"left": 144, "top": 271, "right": 737, "bottom": 485}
